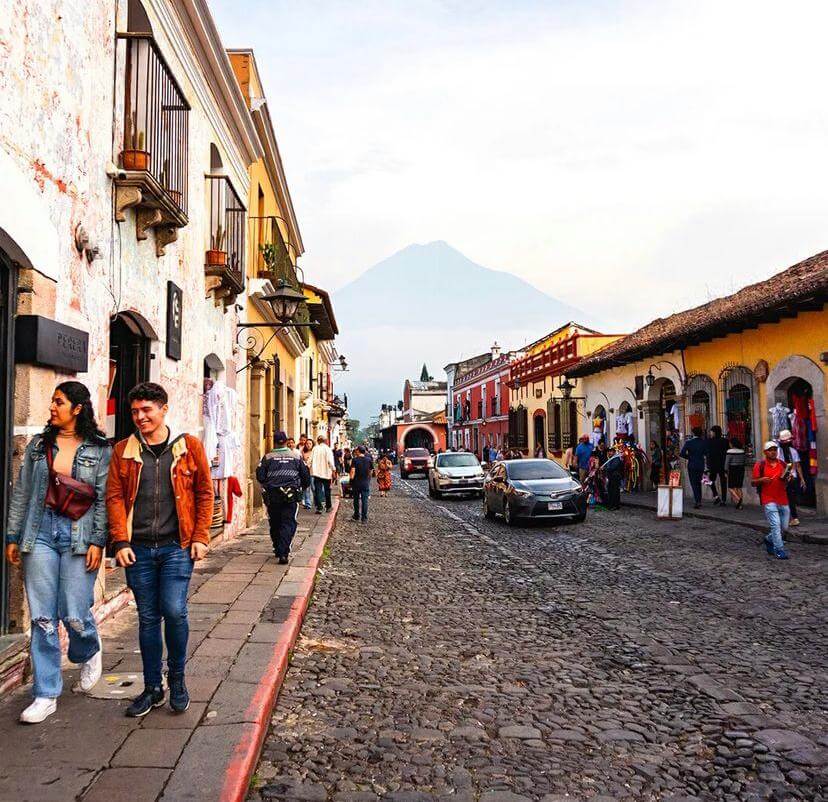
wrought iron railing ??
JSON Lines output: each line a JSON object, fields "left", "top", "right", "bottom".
{"left": 119, "top": 34, "right": 190, "bottom": 215}
{"left": 207, "top": 176, "right": 246, "bottom": 291}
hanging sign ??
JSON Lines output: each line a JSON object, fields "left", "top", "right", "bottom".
{"left": 166, "top": 281, "right": 183, "bottom": 360}
{"left": 14, "top": 315, "right": 88, "bottom": 373}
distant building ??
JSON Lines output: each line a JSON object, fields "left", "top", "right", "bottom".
{"left": 379, "top": 366, "right": 448, "bottom": 454}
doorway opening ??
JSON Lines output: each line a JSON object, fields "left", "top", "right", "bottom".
{"left": 533, "top": 411, "right": 546, "bottom": 456}
{"left": 779, "top": 377, "right": 816, "bottom": 508}
{"left": 109, "top": 312, "right": 154, "bottom": 442}
{"left": 0, "top": 250, "right": 16, "bottom": 633}
{"left": 403, "top": 427, "right": 435, "bottom": 452}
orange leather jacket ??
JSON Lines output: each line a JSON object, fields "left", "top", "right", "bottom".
{"left": 106, "top": 431, "right": 214, "bottom": 550}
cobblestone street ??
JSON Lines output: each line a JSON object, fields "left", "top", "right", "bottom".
{"left": 250, "top": 478, "right": 828, "bottom": 802}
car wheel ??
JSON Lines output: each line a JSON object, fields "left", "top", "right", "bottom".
{"left": 483, "top": 495, "right": 495, "bottom": 520}
{"left": 433, "top": 487, "right": 442, "bottom": 499}
{"left": 573, "top": 511, "right": 587, "bottom": 523}
{"left": 503, "top": 500, "right": 518, "bottom": 527}
{"left": 401, "top": 472, "right": 408, "bottom": 479}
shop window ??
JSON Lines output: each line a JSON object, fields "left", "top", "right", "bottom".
{"left": 109, "top": 313, "right": 154, "bottom": 442}
{"left": 782, "top": 377, "right": 816, "bottom": 508}
{"left": 560, "top": 400, "right": 578, "bottom": 449}
{"left": 721, "top": 367, "right": 755, "bottom": 458}
{"left": 533, "top": 412, "right": 546, "bottom": 456}
{"left": 686, "top": 374, "right": 716, "bottom": 433}
{"left": 547, "top": 398, "right": 561, "bottom": 451}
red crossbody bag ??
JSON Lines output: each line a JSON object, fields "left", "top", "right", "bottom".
{"left": 44, "top": 446, "right": 97, "bottom": 521}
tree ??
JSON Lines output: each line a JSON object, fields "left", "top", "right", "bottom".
{"left": 420, "top": 364, "right": 432, "bottom": 382}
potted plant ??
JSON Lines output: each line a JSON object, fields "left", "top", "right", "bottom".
{"left": 120, "top": 112, "right": 150, "bottom": 171}
{"left": 206, "top": 226, "right": 227, "bottom": 266}
{"left": 160, "top": 158, "right": 182, "bottom": 207}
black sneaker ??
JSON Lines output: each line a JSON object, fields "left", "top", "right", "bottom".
{"left": 125, "top": 686, "right": 165, "bottom": 717}
{"left": 278, "top": 556, "right": 289, "bottom": 565}
{"left": 168, "top": 674, "right": 190, "bottom": 713}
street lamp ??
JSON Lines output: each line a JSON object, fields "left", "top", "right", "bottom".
{"left": 261, "top": 279, "right": 306, "bottom": 322}
{"left": 558, "top": 376, "right": 575, "bottom": 400}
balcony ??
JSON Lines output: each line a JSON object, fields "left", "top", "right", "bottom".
{"left": 114, "top": 34, "right": 190, "bottom": 256}
{"left": 205, "top": 176, "right": 246, "bottom": 307}
{"left": 250, "top": 216, "right": 309, "bottom": 345}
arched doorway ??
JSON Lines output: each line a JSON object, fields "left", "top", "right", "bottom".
{"left": 533, "top": 410, "right": 546, "bottom": 456}
{"left": 720, "top": 366, "right": 755, "bottom": 458}
{"left": 686, "top": 374, "right": 716, "bottom": 434}
{"left": 648, "top": 378, "right": 678, "bottom": 484}
{"left": 592, "top": 404, "right": 607, "bottom": 444}
{"left": 0, "top": 249, "right": 16, "bottom": 633}
{"left": 617, "top": 400, "right": 635, "bottom": 442}
{"left": 404, "top": 427, "right": 435, "bottom": 452}
{"left": 776, "top": 376, "right": 817, "bottom": 508}
{"left": 109, "top": 312, "right": 155, "bottom": 441}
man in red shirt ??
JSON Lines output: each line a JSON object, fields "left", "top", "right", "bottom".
{"left": 751, "top": 441, "right": 791, "bottom": 560}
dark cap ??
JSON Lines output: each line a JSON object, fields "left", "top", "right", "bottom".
{"left": 274, "top": 431, "right": 288, "bottom": 444}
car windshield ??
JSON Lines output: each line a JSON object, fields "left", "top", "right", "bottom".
{"left": 438, "top": 454, "right": 479, "bottom": 468}
{"left": 508, "top": 460, "right": 568, "bottom": 480}
{"left": 405, "top": 449, "right": 429, "bottom": 457}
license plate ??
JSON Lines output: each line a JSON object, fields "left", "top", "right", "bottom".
{"left": 547, "top": 502, "right": 563, "bottom": 511}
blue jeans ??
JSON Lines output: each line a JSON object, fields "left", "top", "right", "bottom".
{"left": 353, "top": 487, "right": 369, "bottom": 520}
{"left": 688, "top": 466, "right": 704, "bottom": 504}
{"left": 763, "top": 502, "right": 790, "bottom": 551}
{"left": 125, "top": 543, "right": 194, "bottom": 687}
{"left": 22, "top": 508, "right": 99, "bottom": 698}
{"left": 302, "top": 479, "right": 313, "bottom": 509}
{"left": 313, "top": 477, "right": 331, "bottom": 510}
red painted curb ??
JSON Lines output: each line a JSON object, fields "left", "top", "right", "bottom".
{"left": 219, "top": 498, "right": 340, "bottom": 802}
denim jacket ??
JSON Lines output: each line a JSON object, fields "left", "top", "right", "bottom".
{"left": 6, "top": 434, "right": 112, "bottom": 553}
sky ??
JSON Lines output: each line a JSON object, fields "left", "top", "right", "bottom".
{"left": 209, "top": 0, "right": 828, "bottom": 333}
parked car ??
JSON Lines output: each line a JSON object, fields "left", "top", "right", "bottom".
{"left": 482, "top": 458, "right": 587, "bottom": 525}
{"left": 400, "top": 448, "right": 431, "bottom": 478}
{"left": 428, "top": 452, "right": 484, "bottom": 499}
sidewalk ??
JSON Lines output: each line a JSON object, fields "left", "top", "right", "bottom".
{"left": 620, "top": 490, "right": 828, "bottom": 544}
{"left": 0, "top": 502, "right": 339, "bottom": 802}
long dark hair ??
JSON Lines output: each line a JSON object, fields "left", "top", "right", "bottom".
{"left": 42, "top": 381, "right": 107, "bottom": 445}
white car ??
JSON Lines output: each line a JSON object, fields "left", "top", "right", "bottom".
{"left": 428, "top": 452, "right": 485, "bottom": 499}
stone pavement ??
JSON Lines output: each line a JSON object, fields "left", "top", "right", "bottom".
{"left": 0, "top": 503, "right": 338, "bottom": 802}
{"left": 619, "top": 490, "right": 828, "bottom": 545}
{"left": 249, "top": 478, "right": 828, "bottom": 802}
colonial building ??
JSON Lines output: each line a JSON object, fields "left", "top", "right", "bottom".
{"left": 507, "top": 323, "right": 622, "bottom": 459}
{"left": 450, "top": 343, "right": 519, "bottom": 458}
{"left": 567, "top": 253, "right": 828, "bottom": 513}
{"left": 444, "top": 351, "right": 496, "bottom": 448}
{"left": 379, "top": 369, "right": 448, "bottom": 454}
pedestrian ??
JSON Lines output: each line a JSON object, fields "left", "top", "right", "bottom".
{"left": 595, "top": 439, "right": 609, "bottom": 466}
{"left": 563, "top": 442, "right": 578, "bottom": 478}
{"left": 724, "top": 436, "right": 746, "bottom": 509}
{"left": 376, "top": 452, "right": 393, "bottom": 497}
{"left": 106, "top": 382, "right": 213, "bottom": 718}
{"left": 535, "top": 442, "right": 545, "bottom": 458}
{"left": 649, "top": 440, "right": 662, "bottom": 487}
{"left": 752, "top": 441, "right": 792, "bottom": 560}
{"left": 286, "top": 437, "right": 301, "bottom": 459}
{"left": 776, "top": 429, "right": 806, "bottom": 527}
{"left": 575, "top": 435, "right": 593, "bottom": 483}
{"left": 489, "top": 445, "right": 499, "bottom": 463}
{"left": 256, "top": 431, "right": 311, "bottom": 564}
{"left": 706, "top": 425, "right": 729, "bottom": 506}
{"left": 482, "top": 443, "right": 490, "bottom": 463}
{"left": 333, "top": 443, "right": 344, "bottom": 473}
{"left": 680, "top": 427, "right": 708, "bottom": 508}
{"left": 602, "top": 447, "right": 624, "bottom": 510}
{"left": 310, "top": 435, "right": 336, "bottom": 514}
{"left": 350, "top": 446, "right": 374, "bottom": 521}
{"left": 5, "top": 382, "right": 110, "bottom": 724}
{"left": 301, "top": 439, "right": 314, "bottom": 510}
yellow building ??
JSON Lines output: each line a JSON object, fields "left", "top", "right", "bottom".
{"left": 569, "top": 252, "right": 828, "bottom": 514}
{"left": 508, "top": 322, "right": 622, "bottom": 459}
{"left": 229, "top": 50, "right": 307, "bottom": 517}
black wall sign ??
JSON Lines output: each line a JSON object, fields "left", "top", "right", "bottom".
{"left": 14, "top": 315, "right": 89, "bottom": 373}
{"left": 166, "top": 281, "right": 183, "bottom": 360}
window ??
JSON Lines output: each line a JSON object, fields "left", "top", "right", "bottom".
{"left": 206, "top": 175, "right": 246, "bottom": 295}
{"left": 547, "top": 398, "right": 561, "bottom": 451}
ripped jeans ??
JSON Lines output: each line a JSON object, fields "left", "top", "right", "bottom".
{"left": 22, "top": 508, "right": 99, "bottom": 698}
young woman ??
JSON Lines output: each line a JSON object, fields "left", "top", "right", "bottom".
{"left": 301, "top": 440, "right": 315, "bottom": 510}
{"left": 5, "top": 382, "right": 111, "bottom": 723}
{"left": 376, "top": 454, "right": 393, "bottom": 497}
{"left": 725, "top": 437, "right": 747, "bottom": 510}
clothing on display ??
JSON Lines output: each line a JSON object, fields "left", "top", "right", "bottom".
{"left": 671, "top": 402, "right": 681, "bottom": 432}
{"left": 203, "top": 380, "right": 241, "bottom": 479}
{"left": 615, "top": 414, "right": 628, "bottom": 436}
{"left": 769, "top": 402, "right": 791, "bottom": 439}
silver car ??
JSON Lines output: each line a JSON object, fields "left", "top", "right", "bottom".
{"left": 428, "top": 452, "right": 485, "bottom": 499}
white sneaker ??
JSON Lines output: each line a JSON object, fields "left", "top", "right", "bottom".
{"left": 19, "top": 697, "right": 57, "bottom": 724}
{"left": 73, "top": 639, "right": 102, "bottom": 693}
{"left": 790, "top": 518, "right": 800, "bottom": 527}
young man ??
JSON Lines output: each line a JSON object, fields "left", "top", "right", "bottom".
{"left": 257, "top": 431, "right": 310, "bottom": 564}
{"left": 752, "top": 441, "right": 792, "bottom": 560}
{"left": 776, "top": 429, "right": 806, "bottom": 527}
{"left": 350, "top": 446, "right": 373, "bottom": 522}
{"left": 575, "top": 435, "right": 593, "bottom": 483}
{"left": 310, "top": 435, "right": 336, "bottom": 514}
{"left": 680, "top": 427, "right": 708, "bottom": 508}
{"left": 106, "top": 382, "right": 213, "bottom": 717}
{"left": 286, "top": 437, "right": 301, "bottom": 459}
